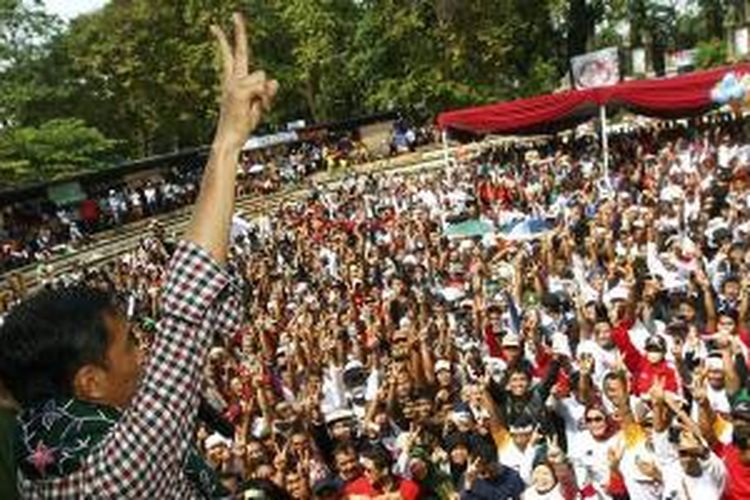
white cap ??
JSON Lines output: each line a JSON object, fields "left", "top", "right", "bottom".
{"left": 344, "top": 359, "right": 364, "bottom": 373}
{"left": 205, "top": 433, "right": 231, "bottom": 450}
{"left": 325, "top": 408, "right": 354, "bottom": 425}
{"left": 435, "top": 359, "right": 452, "bottom": 373}
{"left": 604, "top": 284, "right": 629, "bottom": 305}
{"left": 402, "top": 254, "right": 418, "bottom": 266}
{"left": 706, "top": 356, "right": 724, "bottom": 371}
{"left": 440, "top": 286, "right": 465, "bottom": 302}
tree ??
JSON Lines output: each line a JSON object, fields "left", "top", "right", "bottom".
{"left": 0, "top": 0, "right": 740, "bottom": 178}
{"left": 0, "top": 0, "right": 60, "bottom": 127}
{"left": 0, "top": 119, "right": 117, "bottom": 187}
{"left": 274, "top": 0, "right": 360, "bottom": 122}
{"left": 699, "top": 0, "right": 726, "bottom": 41}
{"left": 0, "top": 0, "right": 58, "bottom": 66}
{"left": 3, "top": 0, "right": 248, "bottom": 158}
{"left": 695, "top": 38, "right": 729, "bottom": 69}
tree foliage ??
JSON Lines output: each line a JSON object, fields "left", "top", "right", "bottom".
{"left": 696, "top": 38, "right": 730, "bottom": 69}
{"left": 0, "top": 0, "right": 740, "bottom": 187}
{"left": 0, "top": 119, "right": 116, "bottom": 188}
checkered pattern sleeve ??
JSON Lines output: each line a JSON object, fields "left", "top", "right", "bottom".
{"left": 24, "top": 241, "right": 240, "bottom": 498}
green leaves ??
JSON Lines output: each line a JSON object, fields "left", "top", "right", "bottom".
{"left": 695, "top": 39, "right": 729, "bottom": 70}
{"left": 0, "top": 0, "right": 738, "bottom": 189}
{"left": 0, "top": 119, "right": 117, "bottom": 188}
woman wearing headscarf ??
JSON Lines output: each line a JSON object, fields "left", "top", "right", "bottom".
{"left": 569, "top": 403, "right": 627, "bottom": 499}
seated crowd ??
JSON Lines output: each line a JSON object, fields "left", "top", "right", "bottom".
{"left": 0, "top": 122, "right": 431, "bottom": 276}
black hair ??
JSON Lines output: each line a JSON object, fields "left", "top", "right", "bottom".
{"left": 507, "top": 365, "right": 532, "bottom": 381}
{"left": 443, "top": 431, "right": 470, "bottom": 452}
{"left": 414, "top": 386, "right": 436, "bottom": 401}
{"left": 509, "top": 414, "right": 535, "bottom": 430}
{"left": 0, "top": 285, "right": 116, "bottom": 406}
{"left": 718, "top": 307, "right": 740, "bottom": 323}
{"left": 333, "top": 442, "right": 358, "bottom": 460}
{"left": 236, "top": 478, "right": 291, "bottom": 500}
{"left": 361, "top": 444, "right": 392, "bottom": 472}
{"left": 469, "top": 435, "right": 499, "bottom": 464}
{"left": 603, "top": 370, "right": 628, "bottom": 386}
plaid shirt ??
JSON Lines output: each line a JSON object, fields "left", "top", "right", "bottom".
{"left": 19, "top": 240, "right": 242, "bottom": 498}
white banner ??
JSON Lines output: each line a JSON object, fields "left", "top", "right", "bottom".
{"left": 673, "top": 49, "right": 697, "bottom": 69}
{"left": 737, "top": 28, "right": 749, "bottom": 57}
{"left": 632, "top": 47, "right": 646, "bottom": 75}
{"left": 571, "top": 47, "right": 620, "bottom": 89}
{"left": 242, "top": 131, "right": 299, "bottom": 151}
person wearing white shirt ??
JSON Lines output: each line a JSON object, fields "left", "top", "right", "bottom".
{"left": 651, "top": 381, "right": 727, "bottom": 500}
{"left": 652, "top": 429, "right": 726, "bottom": 500}
{"left": 497, "top": 417, "right": 541, "bottom": 484}
{"left": 569, "top": 405, "right": 624, "bottom": 498}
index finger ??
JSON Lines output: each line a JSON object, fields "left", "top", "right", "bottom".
{"left": 233, "top": 12, "right": 250, "bottom": 76}
{"left": 210, "top": 24, "right": 233, "bottom": 82}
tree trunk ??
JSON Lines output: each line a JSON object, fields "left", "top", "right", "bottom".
{"left": 568, "top": 0, "right": 589, "bottom": 58}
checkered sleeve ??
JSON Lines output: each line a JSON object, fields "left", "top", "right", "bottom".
{"left": 79, "top": 240, "right": 239, "bottom": 497}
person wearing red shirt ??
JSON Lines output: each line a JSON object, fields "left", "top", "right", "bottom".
{"left": 359, "top": 445, "right": 420, "bottom": 500}
{"left": 335, "top": 444, "right": 376, "bottom": 497}
{"left": 611, "top": 319, "right": 679, "bottom": 396}
{"left": 716, "top": 440, "right": 750, "bottom": 500}
{"left": 78, "top": 198, "right": 100, "bottom": 233}
{"left": 698, "top": 390, "right": 750, "bottom": 499}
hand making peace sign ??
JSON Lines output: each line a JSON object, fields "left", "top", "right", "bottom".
{"left": 211, "top": 13, "right": 278, "bottom": 152}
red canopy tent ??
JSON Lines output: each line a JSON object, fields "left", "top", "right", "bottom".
{"left": 437, "top": 63, "right": 750, "bottom": 135}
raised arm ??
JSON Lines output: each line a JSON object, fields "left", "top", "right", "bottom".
{"left": 694, "top": 369, "right": 720, "bottom": 449}
{"left": 576, "top": 355, "right": 595, "bottom": 405}
{"left": 81, "top": 15, "right": 276, "bottom": 496}
{"left": 185, "top": 15, "right": 277, "bottom": 263}
{"left": 694, "top": 268, "right": 717, "bottom": 332}
{"left": 649, "top": 377, "right": 669, "bottom": 433}
{"left": 537, "top": 356, "right": 562, "bottom": 402}
{"left": 610, "top": 318, "right": 642, "bottom": 376}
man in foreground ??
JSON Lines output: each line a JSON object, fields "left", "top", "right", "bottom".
{"left": 0, "top": 13, "right": 277, "bottom": 497}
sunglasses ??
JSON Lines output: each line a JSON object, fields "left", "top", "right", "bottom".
{"left": 586, "top": 415, "right": 605, "bottom": 423}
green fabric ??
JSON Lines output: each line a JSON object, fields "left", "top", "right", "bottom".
{"left": 15, "top": 398, "right": 228, "bottom": 498}
{"left": 0, "top": 407, "right": 19, "bottom": 500}
{"left": 409, "top": 447, "right": 456, "bottom": 500}
{"left": 444, "top": 219, "right": 495, "bottom": 239}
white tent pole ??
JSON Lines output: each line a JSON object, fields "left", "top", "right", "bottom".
{"left": 600, "top": 105, "right": 610, "bottom": 179}
{"left": 442, "top": 129, "right": 450, "bottom": 167}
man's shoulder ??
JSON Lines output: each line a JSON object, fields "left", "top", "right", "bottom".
{"left": 15, "top": 399, "right": 119, "bottom": 481}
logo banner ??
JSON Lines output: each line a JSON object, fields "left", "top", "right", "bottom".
{"left": 571, "top": 47, "right": 620, "bottom": 89}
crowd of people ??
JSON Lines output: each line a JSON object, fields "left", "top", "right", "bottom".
{"left": 3, "top": 105, "right": 750, "bottom": 498}
{"left": 0, "top": 122, "right": 432, "bottom": 275}
{"left": 4, "top": 13, "right": 750, "bottom": 497}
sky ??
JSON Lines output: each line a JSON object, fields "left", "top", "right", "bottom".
{"left": 42, "top": 0, "right": 107, "bottom": 21}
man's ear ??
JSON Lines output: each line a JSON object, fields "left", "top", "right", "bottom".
{"left": 72, "top": 364, "right": 107, "bottom": 401}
